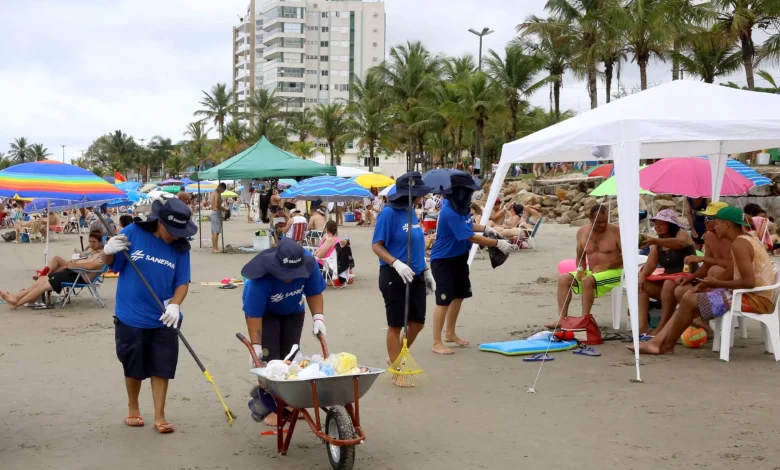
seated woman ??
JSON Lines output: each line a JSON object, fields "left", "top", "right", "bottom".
{"left": 314, "top": 220, "right": 340, "bottom": 266}
{"left": 470, "top": 203, "right": 483, "bottom": 223}
{"left": 14, "top": 210, "right": 58, "bottom": 242}
{"left": 638, "top": 210, "right": 698, "bottom": 335}
{"left": 493, "top": 204, "right": 523, "bottom": 236}
{"left": 1, "top": 231, "right": 105, "bottom": 309}
{"left": 518, "top": 199, "right": 542, "bottom": 228}
{"left": 486, "top": 199, "right": 505, "bottom": 227}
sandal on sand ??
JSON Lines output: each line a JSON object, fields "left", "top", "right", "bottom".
{"left": 125, "top": 416, "right": 144, "bottom": 427}
{"left": 155, "top": 422, "right": 175, "bottom": 433}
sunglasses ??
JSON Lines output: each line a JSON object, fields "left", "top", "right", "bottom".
{"left": 704, "top": 216, "right": 715, "bottom": 222}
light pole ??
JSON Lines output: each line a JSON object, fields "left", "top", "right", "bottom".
{"left": 468, "top": 27, "right": 494, "bottom": 72}
{"left": 60, "top": 144, "right": 66, "bottom": 163}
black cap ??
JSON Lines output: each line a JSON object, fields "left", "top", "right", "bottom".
{"left": 144, "top": 198, "right": 198, "bottom": 239}
{"left": 241, "top": 238, "right": 316, "bottom": 280}
{"left": 444, "top": 172, "right": 480, "bottom": 194}
{"left": 388, "top": 171, "right": 433, "bottom": 201}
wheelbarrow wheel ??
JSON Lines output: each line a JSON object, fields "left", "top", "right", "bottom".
{"left": 325, "top": 405, "right": 356, "bottom": 470}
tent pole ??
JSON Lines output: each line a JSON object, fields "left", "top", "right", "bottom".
{"left": 219, "top": 178, "right": 225, "bottom": 253}
{"left": 44, "top": 200, "right": 50, "bottom": 265}
{"left": 198, "top": 181, "right": 202, "bottom": 248}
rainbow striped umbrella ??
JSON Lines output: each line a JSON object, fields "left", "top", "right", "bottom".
{"left": 0, "top": 160, "right": 125, "bottom": 202}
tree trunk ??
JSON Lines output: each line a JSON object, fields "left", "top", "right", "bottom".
{"left": 553, "top": 80, "right": 561, "bottom": 123}
{"left": 672, "top": 39, "right": 680, "bottom": 81}
{"left": 587, "top": 61, "right": 598, "bottom": 109}
{"left": 329, "top": 142, "right": 335, "bottom": 166}
{"left": 740, "top": 31, "right": 755, "bottom": 90}
{"left": 368, "top": 143, "right": 375, "bottom": 172}
{"left": 449, "top": 128, "right": 458, "bottom": 168}
{"left": 639, "top": 59, "right": 648, "bottom": 90}
{"left": 417, "top": 134, "right": 426, "bottom": 172}
{"left": 604, "top": 60, "right": 614, "bottom": 104}
{"left": 476, "top": 119, "right": 484, "bottom": 167}
{"left": 509, "top": 98, "right": 518, "bottom": 141}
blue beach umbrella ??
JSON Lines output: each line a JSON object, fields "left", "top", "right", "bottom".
{"left": 698, "top": 156, "right": 772, "bottom": 187}
{"left": 422, "top": 169, "right": 481, "bottom": 194}
{"left": 280, "top": 175, "right": 371, "bottom": 201}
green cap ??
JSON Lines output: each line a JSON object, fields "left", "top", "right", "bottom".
{"left": 714, "top": 206, "right": 750, "bottom": 227}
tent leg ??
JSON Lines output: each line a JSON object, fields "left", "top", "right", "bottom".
{"left": 198, "top": 181, "right": 202, "bottom": 249}
{"left": 44, "top": 200, "right": 50, "bottom": 266}
{"left": 219, "top": 179, "right": 225, "bottom": 253}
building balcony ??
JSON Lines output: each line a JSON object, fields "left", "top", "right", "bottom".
{"left": 262, "top": 31, "right": 305, "bottom": 46}
{"left": 263, "top": 45, "right": 304, "bottom": 60}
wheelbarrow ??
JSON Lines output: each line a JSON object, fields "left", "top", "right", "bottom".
{"left": 236, "top": 333, "right": 383, "bottom": 470}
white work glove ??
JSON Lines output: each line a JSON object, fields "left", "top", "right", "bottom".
{"left": 495, "top": 239, "right": 515, "bottom": 255}
{"left": 483, "top": 226, "right": 499, "bottom": 238}
{"left": 159, "top": 303, "right": 180, "bottom": 328}
{"left": 251, "top": 344, "right": 263, "bottom": 367}
{"left": 104, "top": 234, "right": 130, "bottom": 255}
{"left": 312, "top": 313, "right": 327, "bottom": 338}
{"left": 392, "top": 259, "right": 415, "bottom": 284}
{"left": 424, "top": 268, "right": 436, "bottom": 296}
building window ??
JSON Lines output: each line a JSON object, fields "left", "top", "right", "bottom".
{"left": 307, "top": 40, "right": 317, "bottom": 45}
{"left": 306, "top": 54, "right": 318, "bottom": 60}
{"left": 373, "top": 57, "right": 378, "bottom": 62}
{"left": 321, "top": 26, "right": 329, "bottom": 32}
{"left": 320, "top": 55, "right": 329, "bottom": 61}
{"left": 363, "top": 157, "right": 379, "bottom": 167}
{"left": 321, "top": 70, "right": 329, "bottom": 76}
{"left": 306, "top": 69, "right": 317, "bottom": 75}
{"left": 320, "top": 41, "right": 328, "bottom": 47}
{"left": 321, "top": 12, "right": 328, "bottom": 18}
{"left": 320, "top": 84, "right": 329, "bottom": 90}
{"left": 309, "top": 84, "right": 317, "bottom": 89}
{"left": 307, "top": 26, "right": 317, "bottom": 31}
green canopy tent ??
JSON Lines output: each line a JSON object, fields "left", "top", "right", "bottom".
{"left": 194, "top": 137, "right": 336, "bottom": 251}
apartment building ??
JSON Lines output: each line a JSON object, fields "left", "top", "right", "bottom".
{"left": 232, "top": 0, "right": 405, "bottom": 174}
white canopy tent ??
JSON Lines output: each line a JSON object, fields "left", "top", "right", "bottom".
{"left": 473, "top": 80, "right": 780, "bottom": 381}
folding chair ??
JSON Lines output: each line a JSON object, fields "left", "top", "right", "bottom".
{"left": 317, "top": 251, "right": 346, "bottom": 289}
{"left": 513, "top": 219, "right": 543, "bottom": 251}
{"left": 59, "top": 265, "right": 109, "bottom": 309}
{"left": 287, "top": 222, "right": 307, "bottom": 245}
{"left": 304, "top": 230, "right": 323, "bottom": 253}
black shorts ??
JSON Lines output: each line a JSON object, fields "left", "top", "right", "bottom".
{"left": 261, "top": 312, "right": 305, "bottom": 362}
{"left": 48, "top": 269, "right": 80, "bottom": 294}
{"left": 378, "top": 266, "right": 426, "bottom": 327}
{"left": 431, "top": 252, "right": 472, "bottom": 306}
{"left": 115, "top": 317, "right": 180, "bottom": 380}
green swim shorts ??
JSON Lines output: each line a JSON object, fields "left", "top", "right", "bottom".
{"left": 569, "top": 268, "right": 623, "bottom": 298}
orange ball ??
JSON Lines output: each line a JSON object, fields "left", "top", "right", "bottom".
{"left": 681, "top": 327, "right": 708, "bottom": 348}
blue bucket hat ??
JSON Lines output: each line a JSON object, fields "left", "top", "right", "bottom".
{"left": 241, "top": 238, "right": 316, "bottom": 280}
{"left": 388, "top": 171, "right": 433, "bottom": 201}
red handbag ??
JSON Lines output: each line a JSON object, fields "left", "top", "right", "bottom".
{"left": 560, "top": 314, "right": 603, "bottom": 345}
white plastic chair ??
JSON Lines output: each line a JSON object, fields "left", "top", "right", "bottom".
{"left": 611, "top": 255, "right": 649, "bottom": 330}
{"left": 712, "top": 265, "right": 780, "bottom": 362}
{"left": 317, "top": 250, "right": 346, "bottom": 289}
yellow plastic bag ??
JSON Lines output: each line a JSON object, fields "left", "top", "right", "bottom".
{"left": 331, "top": 353, "right": 357, "bottom": 375}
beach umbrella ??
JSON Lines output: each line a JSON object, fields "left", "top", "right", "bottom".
{"left": 379, "top": 185, "right": 395, "bottom": 197}
{"left": 221, "top": 190, "right": 238, "bottom": 198}
{"left": 160, "top": 186, "right": 181, "bottom": 194}
{"left": 590, "top": 166, "right": 652, "bottom": 197}
{"left": 278, "top": 178, "right": 297, "bottom": 187}
{"left": 336, "top": 165, "right": 370, "bottom": 178}
{"left": 281, "top": 175, "right": 371, "bottom": 201}
{"left": 585, "top": 164, "right": 613, "bottom": 178}
{"left": 422, "top": 169, "right": 479, "bottom": 194}
{"left": 116, "top": 181, "right": 142, "bottom": 192}
{"left": 697, "top": 156, "right": 772, "bottom": 187}
{"left": 185, "top": 183, "right": 218, "bottom": 193}
{"left": 159, "top": 178, "right": 184, "bottom": 186}
{"left": 640, "top": 157, "right": 754, "bottom": 197}
{"left": 140, "top": 183, "right": 157, "bottom": 193}
{"left": 352, "top": 173, "right": 395, "bottom": 189}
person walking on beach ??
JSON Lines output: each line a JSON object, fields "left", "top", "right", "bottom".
{"left": 209, "top": 182, "right": 226, "bottom": 253}
{"left": 430, "top": 173, "right": 514, "bottom": 355}
{"left": 371, "top": 172, "right": 435, "bottom": 385}
{"left": 101, "top": 198, "right": 197, "bottom": 434}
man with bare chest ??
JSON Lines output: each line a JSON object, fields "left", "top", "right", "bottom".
{"left": 548, "top": 205, "right": 623, "bottom": 328}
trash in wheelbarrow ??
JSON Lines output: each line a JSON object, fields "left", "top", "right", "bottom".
{"left": 251, "top": 352, "right": 369, "bottom": 382}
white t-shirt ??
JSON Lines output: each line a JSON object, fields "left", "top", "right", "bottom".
{"left": 290, "top": 215, "right": 307, "bottom": 226}
{"left": 424, "top": 198, "right": 436, "bottom": 211}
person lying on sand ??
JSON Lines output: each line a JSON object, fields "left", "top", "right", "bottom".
{"left": 549, "top": 205, "right": 623, "bottom": 329}
{"left": 628, "top": 207, "right": 776, "bottom": 355}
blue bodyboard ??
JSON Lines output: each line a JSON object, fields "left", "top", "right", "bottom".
{"left": 479, "top": 339, "right": 578, "bottom": 356}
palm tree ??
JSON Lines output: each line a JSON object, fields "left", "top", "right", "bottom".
{"left": 184, "top": 121, "right": 211, "bottom": 171}
{"left": 424, "top": 132, "right": 453, "bottom": 167}
{"left": 288, "top": 107, "right": 316, "bottom": 142}
{"left": 715, "top": 0, "right": 780, "bottom": 90}
{"left": 245, "top": 88, "right": 281, "bottom": 137}
{"left": 106, "top": 130, "right": 136, "bottom": 173}
{"left": 8, "top": 137, "right": 30, "bottom": 163}
{"left": 664, "top": 0, "right": 715, "bottom": 81}
{"left": 346, "top": 72, "right": 393, "bottom": 172}
{"left": 148, "top": 136, "right": 174, "bottom": 180}
{"left": 225, "top": 113, "right": 248, "bottom": 142}
{"left": 194, "top": 83, "right": 235, "bottom": 141}
{"left": 675, "top": 27, "right": 743, "bottom": 83}
{"left": 291, "top": 141, "right": 316, "bottom": 159}
{"left": 314, "top": 103, "right": 348, "bottom": 166}
{"left": 0, "top": 152, "right": 11, "bottom": 170}
{"left": 28, "top": 144, "right": 51, "bottom": 161}
{"left": 756, "top": 69, "right": 780, "bottom": 91}
{"left": 484, "top": 44, "right": 547, "bottom": 141}
{"left": 615, "top": 0, "right": 677, "bottom": 90}
{"left": 516, "top": 24, "right": 572, "bottom": 122}
{"left": 166, "top": 154, "right": 185, "bottom": 178}
{"left": 442, "top": 54, "right": 476, "bottom": 81}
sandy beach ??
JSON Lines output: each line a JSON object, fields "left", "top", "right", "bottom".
{"left": 2, "top": 219, "right": 779, "bottom": 470}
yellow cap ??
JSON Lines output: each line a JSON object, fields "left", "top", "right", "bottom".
{"left": 698, "top": 201, "right": 729, "bottom": 216}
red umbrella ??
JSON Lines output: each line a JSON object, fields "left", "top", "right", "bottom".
{"left": 587, "top": 164, "right": 613, "bottom": 178}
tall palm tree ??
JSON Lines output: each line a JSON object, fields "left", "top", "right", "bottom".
{"left": 664, "top": 0, "right": 715, "bottom": 81}
{"left": 194, "top": 83, "right": 235, "bottom": 141}
{"left": 8, "top": 137, "right": 30, "bottom": 163}
{"left": 314, "top": 103, "right": 348, "bottom": 166}
{"left": 291, "top": 141, "right": 316, "bottom": 159}
{"left": 715, "top": 0, "right": 780, "bottom": 90}
{"left": 617, "top": 0, "right": 678, "bottom": 90}
{"left": 516, "top": 24, "right": 572, "bottom": 122}
{"left": 225, "top": 113, "right": 248, "bottom": 142}
{"left": 148, "top": 136, "right": 174, "bottom": 180}
{"left": 675, "top": 27, "right": 743, "bottom": 83}
{"left": 442, "top": 54, "right": 476, "bottom": 82}
{"left": 28, "top": 144, "right": 51, "bottom": 161}
{"left": 288, "top": 107, "right": 316, "bottom": 142}
{"left": 166, "top": 154, "right": 185, "bottom": 178}
{"left": 106, "top": 130, "right": 136, "bottom": 173}
{"left": 0, "top": 152, "right": 11, "bottom": 170}
{"left": 484, "top": 44, "right": 547, "bottom": 141}
{"left": 245, "top": 88, "right": 281, "bottom": 137}
{"left": 184, "top": 121, "right": 211, "bottom": 171}
{"left": 346, "top": 71, "right": 393, "bottom": 172}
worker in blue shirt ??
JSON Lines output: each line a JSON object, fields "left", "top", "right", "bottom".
{"left": 430, "top": 173, "right": 514, "bottom": 355}
{"left": 101, "top": 198, "right": 196, "bottom": 434}
{"left": 241, "top": 237, "right": 327, "bottom": 426}
{"left": 372, "top": 172, "right": 435, "bottom": 382}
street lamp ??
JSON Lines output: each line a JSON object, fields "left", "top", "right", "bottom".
{"left": 468, "top": 27, "right": 494, "bottom": 72}
{"left": 60, "top": 144, "right": 66, "bottom": 163}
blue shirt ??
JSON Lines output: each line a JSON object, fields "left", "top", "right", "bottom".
{"left": 112, "top": 224, "right": 191, "bottom": 328}
{"left": 243, "top": 253, "right": 327, "bottom": 318}
{"left": 372, "top": 206, "right": 426, "bottom": 275}
{"left": 430, "top": 200, "right": 474, "bottom": 260}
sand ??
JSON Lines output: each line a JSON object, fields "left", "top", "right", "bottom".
{"left": 1, "top": 219, "right": 779, "bottom": 470}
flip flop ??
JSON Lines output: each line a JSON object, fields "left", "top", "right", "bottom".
{"left": 523, "top": 353, "right": 554, "bottom": 362}
{"left": 573, "top": 347, "right": 601, "bottom": 357}
{"left": 219, "top": 283, "right": 237, "bottom": 290}
{"left": 602, "top": 333, "right": 624, "bottom": 341}
{"left": 125, "top": 416, "right": 144, "bottom": 427}
{"left": 155, "top": 422, "right": 175, "bottom": 433}
{"left": 622, "top": 333, "right": 653, "bottom": 343}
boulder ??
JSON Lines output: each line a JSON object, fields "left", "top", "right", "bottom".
{"left": 573, "top": 203, "right": 582, "bottom": 212}
{"left": 570, "top": 218, "right": 591, "bottom": 227}
{"left": 566, "top": 210, "right": 579, "bottom": 221}
{"left": 553, "top": 208, "right": 563, "bottom": 217}
{"left": 653, "top": 199, "right": 677, "bottom": 212}
{"left": 559, "top": 204, "right": 572, "bottom": 212}
{"left": 572, "top": 192, "right": 586, "bottom": 204}
{"left": 512, "top": 190, "right": 543, "bottom": 205}
{"left": 560, "top": 213, "right": 570, "bottom": 224}
{"left": 556, "top": 188, "right": 569, "bottom": 201}
{"left": 541, "top": 197, "right": 558, "bottom": 207}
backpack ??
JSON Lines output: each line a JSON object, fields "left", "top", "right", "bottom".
{"left": 559, "top": 314, "right": 603, "bottom": 345}
{"left": 2, "top": 231, "right": 16, "bottom": 242}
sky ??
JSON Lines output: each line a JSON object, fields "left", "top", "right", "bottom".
{"left": 0, "top": 0, "right": 776, "bottom": 164}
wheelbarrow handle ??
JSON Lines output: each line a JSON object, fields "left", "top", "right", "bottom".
{"left": 236, "top": 333, "right": 262, "bottom": 368}
{"left": 317, "top": 333, "right": 329, "bottom": 359}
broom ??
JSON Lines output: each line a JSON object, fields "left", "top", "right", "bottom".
{"left": 385, "top": 177, "right": 427, "bottom": 388}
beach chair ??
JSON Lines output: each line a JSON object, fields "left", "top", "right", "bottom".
{"left": 59, "top": 265, "right": 109, "bottom": 309}
{"left": 304, "top": 230, "right": 323, "bottom": 253}
{"left": 610, "top": 254, "right": 649, "bottom": 330}
{"left": 317, "top": 250, "right": 345, "bottom": 289}
{"left": 287, "top": 222, "right": 307, "bottom": 244}
{"left": 513, "top": 219, "right": 543, "bottom": 251}
{"left": 712, "top": 263, "right": 780, "bottom": 362}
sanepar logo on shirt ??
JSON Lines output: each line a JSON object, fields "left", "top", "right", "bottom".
{"left": 402, "top": 223, "right": 421, "bottom": 232}
{"left": 269, "top": 286, "right": 305, "bottom": 303}
{"left": 129, "top": 250, "right": 176, "bottom": 269}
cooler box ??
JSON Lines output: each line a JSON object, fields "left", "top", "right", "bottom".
{"left": 344, "top": 212, "right": 355, "bottom": 223}
{"left": 421, "top": 219, "right": 437, "bottom": 233}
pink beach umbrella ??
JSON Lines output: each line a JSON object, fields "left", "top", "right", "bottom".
{"left": 639, "top": 157, "right": 755, "bottom": 198}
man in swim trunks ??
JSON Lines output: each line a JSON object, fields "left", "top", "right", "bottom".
{"left": 549, "top": 205, "right": 623, "bottom": 328}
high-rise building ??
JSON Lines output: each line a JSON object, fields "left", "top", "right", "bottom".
{"left": 233, "top": 0, "right": 386, "bottom": 115}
